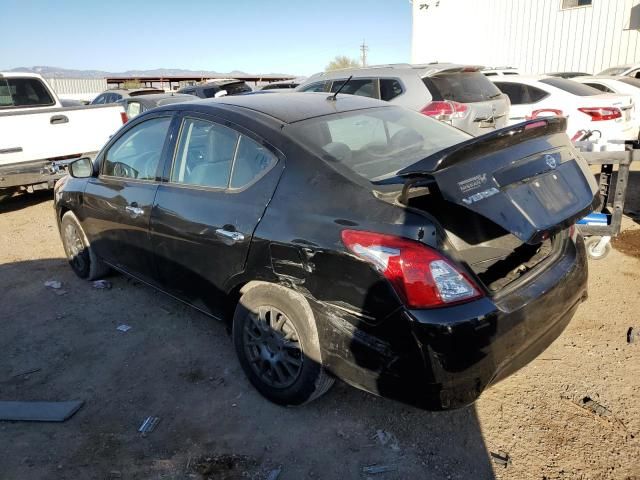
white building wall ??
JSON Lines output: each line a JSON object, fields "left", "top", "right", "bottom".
{"left": 412, "top": 0, "right": 640, "bottom": 74}
{"left": 45, "top": 77, "right": 107, "bottom": 102}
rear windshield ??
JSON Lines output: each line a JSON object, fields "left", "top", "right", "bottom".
{"left": 422, "top": 71, "right": 502, "bottom": 103}
{"left": 262, "top": 83, "right": 298, "bottom": 90}
{"left": 288, "top": 106, "right": 469, "bottom": 182}
{"left": 0, "top": 77, "right": 55, "bottom": 108}
{"left": 598, "top": 67, "right": 629, "bottom": 76}
{"left": 619, "top": 77, "right": 640, "bottom": 88}
{"left": 539, "top": 78, "right": 601, "bottom": 96}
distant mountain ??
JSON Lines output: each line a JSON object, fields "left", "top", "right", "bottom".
{"left": 7, "top": 65, "right": 295, "bottom": 79}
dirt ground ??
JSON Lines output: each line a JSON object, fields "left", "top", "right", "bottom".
{"left": 1, "top": 188, "right": 639, "bottom": 480}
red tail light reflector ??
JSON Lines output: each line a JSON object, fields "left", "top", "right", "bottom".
{"left": 420, "top": 101, "right": 468, "bottom": 120}
{"left": 578, "top": 107, "right": 621, "bottom": 122}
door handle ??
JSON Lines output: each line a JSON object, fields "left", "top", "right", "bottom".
{"left": 0, "top": 147, "right": 23, "bottom": 154}
{"left": 50, "top": 115, "right": 69, "bottom": 125}
{"left": 215, "top": 228, "right": 245, "bottom": 245}
{"left": 125, "top": 205, "right": 144, "bottom": 217}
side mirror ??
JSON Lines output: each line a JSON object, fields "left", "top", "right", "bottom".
{"left": 69, "top": 157, "right": 94, "bottom": 178}
{"left": 214, "top": 89, "right": 228, "bottom": 98}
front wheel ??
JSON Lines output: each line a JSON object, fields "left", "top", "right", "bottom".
{"left": 60, "top": 211, "right": 110, "bottom": 279}
{"left": 232, "top": 283, "right": 334, "bottom": 406}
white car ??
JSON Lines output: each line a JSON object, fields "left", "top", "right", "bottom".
{"left": 573, "top": 76, "right": 640, "bottom": 131}
{"left": 598, "top": 64, "right": 640, "bottom": 78}
{"left": 490, "top": 76, "right": 638, "bottom": 142}
{"left": 0, "top": 72, "right": 126, "bottom": 199}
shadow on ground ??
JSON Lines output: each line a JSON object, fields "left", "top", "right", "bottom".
{"left": 0, "top": 190, "right": 53, "bottom": 214}
{"left": 0, "top": 258, "right": 496, "bottom": 479}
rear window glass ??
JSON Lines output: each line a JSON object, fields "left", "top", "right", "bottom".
{"left": 202, "top": 87, "right": 218, "bottom": 98}
{"left": 288, "top": 106, "right": 469, "bottom": 182}
{"left": 598, "top": 67, "right": 629, "bottom": 76}
{"left": 539, "top": 78, "right": 600, "bottom": 96}
{"left": 380, "top": 79, "right": 403, "bottom": 101}
{"left": 585, "top": 82, "right": 614, "bottom": 93}
{"left": 0, "top": 77, "right": 55, "bottom": 108}
{"left": 222, "top": 82, "right": 253, "bottom": 95}
{"left": 422, "top": 71, "right": 502, "bottom": 103}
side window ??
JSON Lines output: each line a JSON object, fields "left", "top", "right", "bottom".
{"left": 300, "top": 81, "right": 328, "bottom": 92}
{"left": 102, "top": 117, "right": 171, "bottom": 180}
{"left": 202, "top": 87, "right": 218, "bottom": 98}
{"left": 230, "top": 136, "right": 277, "bottom": 189}
{"left": 380, "top": 79, "right": 403, "bottom": 101}
{"left": 585, "top": 82, "right": 614, "bottom": 93}
{"left": 330, "top": 79, "right": 375, "bottom": 98}
{"left": 92, "top": 94, "right": 106, "bottom": 104}
{"left": 2, "top": 78, "right": 55, "bottom": 108}
{"left": 494, "top": 82, "right": 526, "bottom": 104}
{"left": 526, "top": 85, "right": 550, "bottom": 103}
{"left": 126, "top": 101, "right": 142, "bottom": 118}
{"left": 171, "top": 118, "right": 238, "bottom": 188}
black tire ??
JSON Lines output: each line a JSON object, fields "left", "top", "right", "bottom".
{"left": 584, "top": 236, "right": 611, "bottom": 260}
{"left": 60, "top": 211, "right": 110, "bottom": 280}
{"left": 0, "top": 188, "right": 16, "bottom": 203}
{"left": 232, "top": 283, "right": 334, "bottom": 406}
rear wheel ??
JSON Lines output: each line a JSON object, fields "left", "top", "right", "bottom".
{"left": 232, "top": 283, "right": 334, "bottom": 406}
{"left": 60, "top": 211, "right": 110, "bottom": 279}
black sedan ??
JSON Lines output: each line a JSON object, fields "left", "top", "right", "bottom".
{"left": 54, "top": 93, "right": 598, "bottom": 410}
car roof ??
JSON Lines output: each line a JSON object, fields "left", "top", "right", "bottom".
{"left": 304, "top": 63, "right": 484, "bottom": 81}
{"left": 126, "top": 93, "right": 194, "bottom": 102}
{"left": 577, "top": 75, "right": 629, "bottom": 81}
{"left": 0, "top": 71, "right": 45, "bottom": 79}
{"left": 166, "top": 92, "right": 390, "bottom": 123}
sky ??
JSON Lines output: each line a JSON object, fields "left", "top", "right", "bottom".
{"left": 0, "top": 0, "right": 412, "bottom": 76}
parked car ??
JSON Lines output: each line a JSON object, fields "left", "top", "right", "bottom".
{"left": 598, "top": 63, "right": 640, "bottom": 78}
{"left": 546, "top": 72, "right": 591, "bottom": 79}
{"left": 573, "top": 76, "right": 640, "bottom": 132}
{"left": 481, "top": 67, "right": 520, "bottom": 77}
{"left": 490, "top": 76, "right": 638, "bottom": 142}
{"left": 178, "top": 79, "right": 252, "bottom": 98}
{"left": 296, "top": 63, "right": 510, "bottom": 136}
{"left": 91, "top": 88, "right": 164, "bottom": 105}
{"left": 55, "top": 92, "right": 597, "bottom": 410}
{"left": 0, "top": 72, "right": 126, "bottom": 200}
{"left": 118, "top": 93, "right": 197, "bottom": 120}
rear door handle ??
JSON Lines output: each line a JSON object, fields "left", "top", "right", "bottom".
{"left": 125, "top": 205, "right": 144, "bottom": 217}
{"left": 0, "top": 147, "right": 23, "bottom": 154}
{"left": 50, "top": 115, "right": 69, "bottom": 125}
{"left": 215, "top": 228, "right": 245, "bottom": 245}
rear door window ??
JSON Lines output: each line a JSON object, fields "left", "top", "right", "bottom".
{"left": 229, "top": 136, "right": 277, "bottom": 189}
{"left": 103, "top": 117, "right": 171, "bottom": 180}
{"left": 584, "top": 82, "right": 614, "bottom": 93}
{"left": 0, "top": 77, "right": 55, "bottom": 108}
{"left": 171, "top": 118, "right": 238, "bottom": 188}
{"left": 380, "top": 79, "right": 403, "bottom": 101}
{"left": 422, "top": 71, "right": 502, "bottom": 103}
{"left": 330, "top": 79, "right": 376, "bottom": 98}
{"left": 299, "top": 81, "right": 328, "bottom": 92}
{"left": 494, "top": 82, "right": 549, "bottom": 104}
{"left": 539, "top": 78, "right": 600, "bottom": 96}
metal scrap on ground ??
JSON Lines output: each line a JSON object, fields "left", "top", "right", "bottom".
{"left": 362, "top": 464, "right": 398, "bottom": 474}
{"left": 44, "top": 280, "right": 62, "bottom": 289}
{"left": 0, "top": 400, "right": 84, "bottom": 422}
{"left": 116, "top": 324, "right": 131, "bottom": 332}
{"left": 138, "top": 416, "right": 161, "bottom": 436}
{"left": 490, "top": 451, "right": 511, "bottom": 468}
{"left": 92, "top": 280, "right": 112, "bottom": 289}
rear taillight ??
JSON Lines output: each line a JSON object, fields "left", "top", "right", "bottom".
{"left": 578, "top": 107, "right": 621, "bottom": 121}
{"left": 341, "top": 230, "right": 483, "bottom": 309}
{"left": 527, "top": 109, "right": 563, "bottom": 120}
{"left": 420, "top": 101, "right": 468, "bottom": 120}
{"left": 120, "top": 112, "right": 129, "bottom": 124}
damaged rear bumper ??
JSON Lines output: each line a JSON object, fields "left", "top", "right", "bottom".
{"left": 313, "top": 237, "right": 588, "bottom": 410}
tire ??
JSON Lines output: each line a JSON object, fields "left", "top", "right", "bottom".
{"left": 0, "top": 188, "right": 16, "bottom": 203}
{"left": 60, "top": 211, "right": 110, "bottom": 280}
{"left": 584, "top": 236, "right": 611, "bottom": 260}
{"left": 232, "top": 283, "right": 334, "bottom": 406}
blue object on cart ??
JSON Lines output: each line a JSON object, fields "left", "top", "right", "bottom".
{"left": 577, "top": 212, "right": 609, "bottom": 226}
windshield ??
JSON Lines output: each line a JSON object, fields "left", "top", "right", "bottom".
{"left": 598, "top": 67, "right": 629, "bottom": 76}
{"left": 288, "top": 106, "right": 470, "bottom": 181}
{"left": 539, "top": 78, "right": 601, "bottom": 96}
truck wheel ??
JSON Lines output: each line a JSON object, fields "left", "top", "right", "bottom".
{"left": 232, "top": 283, "right": 334, "bottom": 406}
{"left": 0, "top": 189, "right": 16, "bottom": 203}
{"left": 61, "top": 211, "right": 110, "bottom": 280}
{"left": 585, "top": 236, "right": 611, "bottom": 260}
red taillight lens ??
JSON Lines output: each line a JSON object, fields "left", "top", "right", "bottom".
{"left": 526, "top": 109, "right": 563, "bottom": 120}
{"left": 120, "top": 112, "right": 129, "bottom": 124}
{"left": 341, "top": 230, "right": 483, "bottom": 309}
{"left": 420, "top": 101, "right": 468, "bottom": 120}
{"left": 578, "top": 107, "right": 621, "bottom": 121}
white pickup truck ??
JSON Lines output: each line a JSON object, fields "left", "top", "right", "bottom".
{"left": 0, "top": 72, "right": 126, "bottom": 200}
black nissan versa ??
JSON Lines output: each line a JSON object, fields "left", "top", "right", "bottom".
{"left": 54, "top": 92, "right": 598, "bottom": 410}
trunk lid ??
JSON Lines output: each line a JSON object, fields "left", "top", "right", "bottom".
{"left": 398, "top": 117, "right": 599, "bottom": 244}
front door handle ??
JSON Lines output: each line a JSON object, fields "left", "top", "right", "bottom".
{"left": 50, "top": 115, "right": 69, "bottom": 125}
{"left": 125, "top": 205, "right": 144, "bottom": 217}
{"left": 215, "top": 228, "right": 245, "bottom": 245}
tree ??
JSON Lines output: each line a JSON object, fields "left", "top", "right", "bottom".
{"left": 325, "top": 56, "right": 360, "bottom": 71}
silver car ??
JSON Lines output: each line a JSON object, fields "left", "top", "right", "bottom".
{"left": 295, "top": 63, "right": 510, "bottom": 136}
